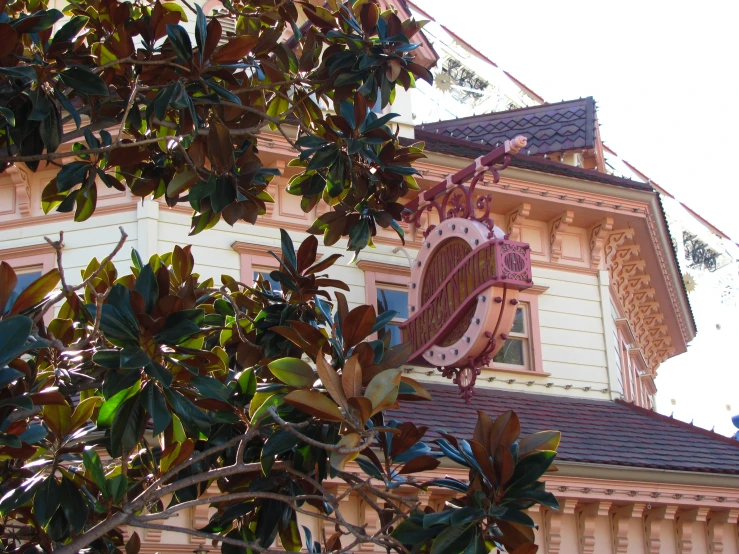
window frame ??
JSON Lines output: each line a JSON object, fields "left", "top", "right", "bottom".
{"left": 375, "top": 283, "right": 409, "bottom": 347}
{"left": 492, "top": 302, "right": 531, "bottom": 370}
{"left": 357, "top": 260, "right": 410, "bottom": 341}
{"left": 488, "top": 291, "right": 546, "bottom": 375}
{"left": 0, "top": 243, "right": 57, "bottom": 323}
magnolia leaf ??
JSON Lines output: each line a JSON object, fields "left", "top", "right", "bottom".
{"left": 315, "top": 354, "right": 348, "bottom": 411}
{"left": 329, "top": 432, "right": 361, "bottom": 470}
{"left": 284, "top": 390, "right": 345, "bottom": 422}
{"left": 517, "top": 431, "right": 561, "bottom": 458}
{"left": 341, "top": 354, "right": 362, "bottom": 398}
{"left": 10, "top": 269, "right": 60, "bottom": 314}
{"left": 268, "top": 358, "right": 315, "bottom": 388}
{"left": 364, "top": 368, "right": 401, "bottom": 415}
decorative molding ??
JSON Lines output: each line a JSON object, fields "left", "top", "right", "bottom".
{"left": 526, "top": 284, "right": 549, "bottom": 296}
{"left": 611, "top": 503, "right": 646, "bottom": 554}
{"left": 577, "top": 501, "right": 611, "bottom": 554}
{"left": 7, "top": 164, "right": 31, "bottom": 215}
{"left": 231, "top": 241, "right": 279, "bottom": 258}
{"left": 505, "top": 202, "right": 530, "bottom": 242}
{"left": 143, "top": 526, "right": 162, "bottom": 543}
{"left": 676, "top": 507, "right": 711, "bottom": 554}
{"left": 549, "top": 210, "right": 574, "bottom": 262}
{"left": 0, "top": 243, "right": 55, "bottom": 260}
{"left": 588, "top": 216, "right": 613, "bottom": 269}
{"left": 604, "top": 228, "right": 635, "bottom": 266}
{"left": 542, "top": 499, "right": 577, "bottom": 554}
{"left": 643, "top": 505, "right": 676, "bottom": 554}
{"left": 356, "top": 259, "right": 411, "bottom": 276}
{"left": 707, "top": 509, "right": 739, "bottom": 554}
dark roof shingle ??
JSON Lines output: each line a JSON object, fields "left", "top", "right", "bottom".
{"left": 389, "top": 384, "right": 739, "bottom": 475}
{"left": 417, "top": 98, "right": 596, "bottom": 155}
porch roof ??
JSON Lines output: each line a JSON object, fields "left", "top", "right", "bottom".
{"left": 390, "top": 384, "right": 739, "bottom": 475}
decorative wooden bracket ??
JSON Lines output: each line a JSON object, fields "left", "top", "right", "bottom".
{"left": 604, "top": 228, "right": 636, "bottom": 265}
{"left": 506, "top": 202, "right": 530, "bottom": 242}
{"left": 610, "top": 503, "right": 647, "bottom": 554}
{"left": 8, "top": 164, "right": 31, "bottom": 215}
{"left": 589, "top": 216, "right": 613, "bottom": 269}
{"left": 676, "top": 507, "right": 710, "bottom": 554}
{"left": 549, "top": 210, "right": 574, "bottom": 262}
{"left": 578, "top": 501, "right": 611, "bottom": 554}
{"left": 707, "top": 508, "right": 739, "bottom": 554}
{"left": 643, "top": 505, "right": 679, "bottom": 554}
{"left": 542, "top": 499, "right": 577, "bottom": 554}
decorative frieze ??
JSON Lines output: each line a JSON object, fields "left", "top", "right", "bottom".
{"left": 7, "top": 164, "right": 31, "bottom": 215}
{"left": 606, "top": 228, "right": 676, "bottom": 374}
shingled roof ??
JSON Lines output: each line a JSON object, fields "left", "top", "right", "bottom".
{"left": 404, "top": 132, "right": 653, "bottom": 192}
{"left": 390, "top": 384, "right": 739, "bottom": 475}
{"left": 417, "top": 98, "right": 597, "bottom": 155}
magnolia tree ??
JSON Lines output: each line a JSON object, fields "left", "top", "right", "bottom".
{"left": 0, "top": 0, "right": 561, "bottom": 552}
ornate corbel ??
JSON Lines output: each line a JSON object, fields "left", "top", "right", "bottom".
{"left": 8, "top": 164, "right": 31, "bottom": 215}
{"left": 144, "top": 526, "right": 163, "bottom": 543}
{"left": 505, "top": 202, "right": 531, "bottom": 242}
{"left": 542, "top": 499, "right": 577, "bottom": 554}
{"left": 604, "top": 228, "right": 636, "bottom": 266}
{"left": 644, "top": 505, "right": 679, "bottom": 554}
{"left": 611, "top": 503, "right": 647, "bottom": 554}
{"left": 578, "top": 501, "right": 611, "bottom": 554}
{"left": 589, "top": 216, "right": 613, "bottom": 269}
{"left": 708, "top": 509, "right": 739, "bottom": 554}
{"left": 549, "top": 210, "right": 574, "bottom": 262}
{"left": 676, "top": 507, "right": 711, "bottom": 554}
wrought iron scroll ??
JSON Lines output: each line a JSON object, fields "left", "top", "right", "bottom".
{"left": 402, "top": 136, "right": 527, "bottom": 238}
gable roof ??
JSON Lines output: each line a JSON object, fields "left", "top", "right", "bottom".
{"left": 417, "top": 97, "right": 597, "bottom": 155}
{"left": 390, "top": 384, "right": 739, "bottom": 475}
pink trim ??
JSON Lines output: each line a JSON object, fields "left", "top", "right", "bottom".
{"left": 357, "top": 260, "right": 410, "bottom": 340}
{"left": 0, "top": 243, "right": 57, "bottom": 323}
{"left": 231, "top": 241, "right": 278, "bottom": 282}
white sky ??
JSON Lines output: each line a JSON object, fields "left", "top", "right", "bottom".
{"left": 412, "top": 0, "right": 739, "bottom": 435}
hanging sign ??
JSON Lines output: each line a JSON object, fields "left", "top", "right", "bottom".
{"left": 401, "top": 218, "right": 532, "bottom": 370}
{"left": 400, "top": 136, "right": 532, "bottom": 400}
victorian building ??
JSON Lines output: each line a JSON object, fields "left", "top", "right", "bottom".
{"left": 2, "top": 0, "right": 739, "bottom": 552}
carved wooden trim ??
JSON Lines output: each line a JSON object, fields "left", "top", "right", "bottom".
{"left": 542, "top": 499, "right": 577, "bottom": 554}
{"left": 604, "top": 228, "right": 635, "bottom": 265}
{"left": 356, "top": 259, "right": 411, "bottom": 277}
{"left": 506, "top": 202, "right": 530, "bottom": 242}
{"left": 589, "top": 216, "right": 613, "bottom": 269}
{"left": 577, "top": 501, "right": 611, "bottom": 554}
{"left": 7, "top": 164, "right": 31, "bottom": 215}
{"left": 549, "top": 210, "right": 574, "bottom": 262}
{"left": 676, "top": 507, "right": 711, "bottom": 554}
{"left": 611, "top": 503, "right": 646, "bottom": 554}
{"left": 643, "top": 505, "right": 679, "bottom": 554}
{"left": 707, "top": 509, "right": 739, "bottom": 554}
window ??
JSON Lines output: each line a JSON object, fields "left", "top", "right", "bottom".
{"left": 376, "top": 286, "right": 408, "bottom": 346}
{"left": 254, "top": 270, "right": 281, "bottom": 293}
{"left": 5, "top": 268, "right": 42, "bottom": 312}
{"left": 493, "top": 304, "right": 530, "bottom": 368}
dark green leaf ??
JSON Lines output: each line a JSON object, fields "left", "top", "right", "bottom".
{"left": 144, "top": 361, "right": 173, "bottom": 388}
{"left": 33, "top": 475, "right": 60, "bottom": 527}
{"left": 110, "top": 394, "right": 145, "bottom": 457}
{"left": 430, "top": 524, "right": 475, "bottom": 554}
{"left": 280, "top": 229, "right": 297, "bottom": 271}
{"left": 60, "top": 476, "right": 88, "bottom": 533}
{"left": 53, "top": 15, "right": 88, "bottom": 43}
{"left": 60, "top": 67, "right": 109, "bottom": 96}
{"left": 134, "top": 265, "right": 158, "bottom": 314}
{"left": 141, "top": 381, "right": 171, "bottom": 435}
{"left": 82, "top": 450, "right": 108, "bottom": 497}
{"left": 0, "top": 316, "right": 33, "bottom": 368}
{"left": 195, "top": 4, "right": 207, "bottom": 62}
{"left": 166, "top": 24, "right": 192, "bottom": 61}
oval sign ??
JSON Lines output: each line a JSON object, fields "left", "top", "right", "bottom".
{"left": 401, "top": 218, "right": 532, "bottom": 369}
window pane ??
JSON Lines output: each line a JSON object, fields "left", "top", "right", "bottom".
{"left": 5, "top": 271, "right": 42, "bottom": 312}
{"left": 493, "top": 338, "right": 525, "bottom": 366}
{"left": 511, "top": 307, "right": 525, "bottom": 334}
{"left": 378, "top": 323, "right": 404, "bottom": 347}
{"left": 377, "top": 289, "right": 408, "bottom": 320}
{"left": 254, "top": 271, "right": 281, "bottom": 292}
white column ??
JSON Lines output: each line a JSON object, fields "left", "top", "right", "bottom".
{"left": 136, "top": 199, "right": 160, "bottom": 262}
